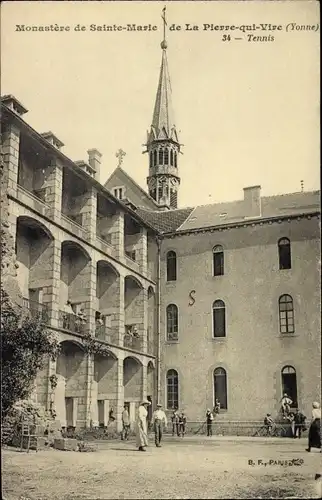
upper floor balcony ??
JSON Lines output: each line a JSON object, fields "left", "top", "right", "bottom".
{"left": 23, "top": 297, "right": 49, "bottom": 324}
{"left": 58, "top": 310, "right": 88, "bottom": 335}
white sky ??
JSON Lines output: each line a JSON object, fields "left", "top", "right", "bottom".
{"left": 1, "top": 1, "right": 320, "bottom": 208}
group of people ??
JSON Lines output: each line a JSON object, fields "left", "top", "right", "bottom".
{"left": 125, "top": 396, "right": 321, "bottom": 453}
{"left": 263, "top": 396, "right": 321, "bottom": 452}
{"left": 170, "top": 409, "right": 187, "bottom": 437}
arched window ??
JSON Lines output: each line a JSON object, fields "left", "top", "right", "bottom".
{"left": 174, "top": 152, "right": 177, "bottom": 168}
{"left": 170, "top": 149, "right": 174, "bottom": 166}
{"left": 153, "top": 150, "right": 157, "bottom": 166}
{"left": 164, "top": 148, "right": 169, "bottom": 165}
{"left": 166, "top": 304, "right": 178, "bottom": 341}
{"left": 213, "top": 245, "right": 224, "bottom": 276}
{"left": 166, "top": 369, "right": 179, "bottom": 409}
{"left": 278, "top": 238, "right": 291, "bottom": 270}
{"left": 159, "top": 149, "right": 164, "bottom": 165}
{"left": 213, "top": 300, "right": 226, "bottom": 337}
{"left": 281, "top": 366, "right": 297, "bottom": 407}
{"left": 214, "top": 368, "right": 227, "bottom": 410}
{"left": 149, "top": 151, "right": 153, "bottom": 168}
{"left": 279, "top": 295, "right": 295, "bottom": 334}
{"left": 166, "top": 250, "right": 177, "bottom": 281}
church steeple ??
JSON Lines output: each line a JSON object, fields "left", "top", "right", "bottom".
{"left": 145, "top": 7, "right": 181, "bottom": 209}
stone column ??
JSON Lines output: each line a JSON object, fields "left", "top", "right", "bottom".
{"left": 115, "top": 355, "right": 125, "bottom": 433}
{"left": 137, "top": 228, "right": 148, "bottom": 275}
{"left": 110, "top": 212, "right": 124, "bottom": 261}
{"left": 85, "top": 354, "right": 95, "bottom": 428}
{"left": 110, "top": 275, "right": 124, "bottom": 346}
{"left": 142, "top": 361, "right": 148, "bottom": 401}
{"left": 141, "top": 288, "right": 148, "bottom": 353}
{"left": 81, "top": 187, "right": 97, "bottom": 245}
{"left": 42, "top": 239, "right": 61, "bottom": 328}
{"left": 2, "top": 123, "right": 20, "bottom": 196}
{"left": 44, "top": 158, "right": 63, "bottom": 224}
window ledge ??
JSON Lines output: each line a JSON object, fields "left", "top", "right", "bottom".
{"left": 165, "top": 340, "right": 179, "bottom": 345}
{"left": 212, "top": 275, "right": 224, "bottom": 278}
{"left": 279, "top": 333, "right": 298, "bottom": 338}
{"left": 166, "top": 281, "right": 177, "bottom": 285}
{"left": 212, "top": 337, "right": 227, "bottom": 341}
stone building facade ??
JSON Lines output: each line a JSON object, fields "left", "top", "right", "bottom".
{"left": 1, "top": 95, "right": 158, "bottom": 432}
{"left": 1, "top": 15, "right": 320, "bottom": 429}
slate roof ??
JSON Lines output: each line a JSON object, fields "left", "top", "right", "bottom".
{"left": 136, "top": 207, "right": 195, "bottom": 233}
{"left": 136, "top": 190, "right": 320, "bottom": 234}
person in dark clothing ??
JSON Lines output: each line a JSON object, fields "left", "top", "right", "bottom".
{"left": 171, "top": 409, "right": 180, "bottom": 437}
{"left": 178, "top": 412, "right": 187, "bottom": 437}
{"left": 306, "top": 402, "right": 321, "bottom": 452}
{"left": 206, "top": 409, "right": 214, "bottom": 437}
{"left": 293, "top": 408, "right": 306, "bottom": 438}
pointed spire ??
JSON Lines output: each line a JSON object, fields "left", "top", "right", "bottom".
{"left": 148, "top": 6, "right": 178, "bottom": 145}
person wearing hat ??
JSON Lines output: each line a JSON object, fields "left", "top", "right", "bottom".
{"left": 151, "top": 403, "right": 168, "bottom": 447}
{"left": 281, "top": 393, "right": 292, "bottom": 417}
{"left": 206, "top": 408, "right": 214, "bottom": 437}
{"left": 135, "top": 399, "right": 151, "bottom": 451}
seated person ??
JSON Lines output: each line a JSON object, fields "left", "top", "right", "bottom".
{"left": 264, "top": 413, "right": 275, "bottom": 434}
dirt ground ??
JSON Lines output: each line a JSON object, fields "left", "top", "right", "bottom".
{"left": 2, "top": 435, "right": 321, "bottom": 499}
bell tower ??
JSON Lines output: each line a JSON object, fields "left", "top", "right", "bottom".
{"left": 145, "top": 7, "right": 181, "bottom": 209}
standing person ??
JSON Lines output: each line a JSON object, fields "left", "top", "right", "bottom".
{"left": 108, "top": 407, "right": 115, "bottom": 425}
{"left": 206, "top": 408, "right": 214, "bottom": 437}
{"left": 293, "top": 408, "right": 306, "bottom": 439}
{"left": 136, "top": 400, "right": 151, "bottom": 452}
{"left": 281, "top": 393, "right": 292, "bottom": 417}
{"left": 151, "top": 403, "right": 168, "bottom": 447}
{"left": 171, "top": 409, "right": 179, "bottom": 437}
{"left": 121, "top": 404, "right": 130, "bottom": 440}
{"left": 178, "top": 411, "right": 187, "bottom": 437}
{"left": 306, "top": 402, "right": 321, "bottom": 452}
{"left": 214, "top": 399, "right": 221, "bottom": 414}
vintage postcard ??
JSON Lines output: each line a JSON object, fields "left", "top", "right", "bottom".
{"left": 1, "top": 1, "right": 320, "bottom": 499}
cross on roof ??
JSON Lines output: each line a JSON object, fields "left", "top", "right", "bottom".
{"left": 116, "top": 148, "right": 126, "bottom": 167}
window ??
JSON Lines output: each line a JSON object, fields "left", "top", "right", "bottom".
{"left": 281, "top": 366, "right": 297, "bottom": 407}
{"left": 113, "top": 187, "right": 124, "bottom": 199}
{"left": 167, "top": 369, "right": 179, "bottom": 409}
{"left": 153, "top": 150, "right": 157, "bottom": 166}
{"left": 278, "top": 238, "right": 291, "bottom": 270}
{"left": 166, "top": 304, "right": 178, "bottom": 341}
{"left": 159, "top": 149, "right": 164, "bottom": 165}
{"left": 213, "top": 300, "right": 226, "bottom": 337}
{"left": 279, "top": 294, "right": 295, "bottom": 334}
{"left": 166, "top": 251, "right": 177, "bottom": 281}
{"left": 213, "top": 245, "right": 224, "bottom": 276}
{"left": 174, "top": 152, "right": 177, "bottom": 168}
{"left": 149, "top": 151, "right": 153, "bottom": 168}
{"left": 214, "top": 368, "right": 227, "bottom": 410}
{"left": 170, "top": 149, "right": 174, "bottom": 166}
{"left": 164, "top": 148, "right": 169, "bottom": 165}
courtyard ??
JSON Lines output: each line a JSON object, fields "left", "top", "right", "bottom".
{"left": 2, "top": 435, "right": 321, "bottom": 499}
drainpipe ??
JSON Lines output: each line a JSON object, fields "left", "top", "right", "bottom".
{"left": 156, "top": 236, "right": 161, "bottom": 405}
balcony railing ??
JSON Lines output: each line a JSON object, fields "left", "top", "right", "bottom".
{"left": 59, "top": 310, "right": 87, "bottom": 334}
{"left": 124, "top": 334, "right": 143, "bottom": 351}
{"left": 23, "top": 298, "right": 49, "bottom": 323}
{"left": 95, "top": 324, "right": 119, "bottom": 344}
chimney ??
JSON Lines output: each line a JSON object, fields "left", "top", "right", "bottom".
{"left": 40, "top": 131, "right": 64, "bottom": 151}
{"left": 87, "top": 149, "right": 102, "bottom": 182}
{"left": 1, "top": 95, "right": 28, "bottom": 116}
{"left": 243, "top": 185, "right": 261, "bottom": 217}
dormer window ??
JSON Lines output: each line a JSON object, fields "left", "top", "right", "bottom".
{"left": 113, "top": 187, "right": 124, "bottom": 199}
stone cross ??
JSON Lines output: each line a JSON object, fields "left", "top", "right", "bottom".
{"left": 116, "top": 149, "right": 126, "bottom": 167}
